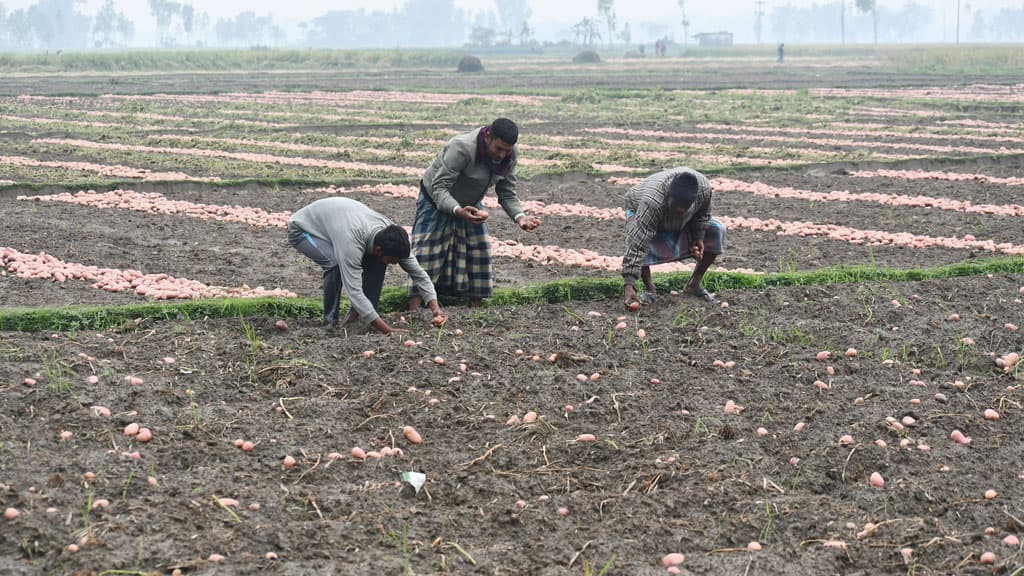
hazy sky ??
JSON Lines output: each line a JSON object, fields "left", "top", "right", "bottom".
{"left": 0, "top": 0, "right": 1015, "bottom": 45}
{"left": 2, "top": 0, "right": 1011, "bottom": 24}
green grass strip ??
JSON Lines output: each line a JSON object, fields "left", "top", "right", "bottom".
{"left": 2, "top": 255, "right": 1022, "bottom": 333}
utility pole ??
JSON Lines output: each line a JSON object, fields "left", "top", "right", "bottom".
{"left": 955, "top": 0, "right": 960, "bottom": 44}
{"left": 840, "top": 0, "right": 845, "bottom": 45}
{"left": 754, "top": 0, "right": 765, "bottom": 44}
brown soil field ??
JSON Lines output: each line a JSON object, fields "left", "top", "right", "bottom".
{"left": 1, "top": 271, "right": 1022, "bottom": 575}
{"left": 2, "top": 161, "right": 1024, "bottom": 575}
{"left": 2, "top": 65, "right": 1024, "bottom": 575}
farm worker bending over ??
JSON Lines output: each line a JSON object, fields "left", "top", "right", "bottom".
{"left": 288, "top": 197, "right": 446, "bottom": 334}
{"left": 622, "top": 167, "right": 726, "bottom": 309}
{"left": 408, "top": 117, "right": 542, "bottom": 308}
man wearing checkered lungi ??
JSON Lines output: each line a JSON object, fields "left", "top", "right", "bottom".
{"left": 408, "top": 118, "right": 541, "bottom": 308}
{"left": 622, "top": 167, "right": 726, "bottom": 310}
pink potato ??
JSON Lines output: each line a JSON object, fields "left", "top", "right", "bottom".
{"left": 274, "top": 320, "right": 289, "bottom": 331}
{"left": 282, "top": 455, "right": 297, "bottom": 469}
{"left": 136, "top": 428, "right": 152, "bottom": 442}
{"left": 403, "top": 426, "right": 423, "bottom": 444}
{"left": 123, "top": 422, "right": 140, "bottom": 436}
{"left": 576, "top": 433, "right": 597, "bottom": 443}
{"left": 950, "top": 430, "right": 971, "bottom": 445}
{"left": 661, "top": 553, "right": 685, "bottom": 567}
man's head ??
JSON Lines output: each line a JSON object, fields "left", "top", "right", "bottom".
{"left": 372, "top": 225, "right": 410, "bottom": 264}
{"left": 485, "top": 117, "right": 518, "bottom": 162}
{"left": 668, "top": 171, "right": 699, "bottom": 214}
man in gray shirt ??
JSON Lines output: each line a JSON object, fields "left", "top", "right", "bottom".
{"left": 288, "top": 197, "right": 445, "bottom": 334}
{"left": 408, "top": 117, "right": 541, "bottom": 309}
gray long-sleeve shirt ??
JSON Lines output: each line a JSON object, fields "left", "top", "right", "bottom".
{"left": 288, "top": 197, "right": 438, "bottom": 324}
{"left": 622, "top": 167, "right": 713, "bottom": 283}
{"left": 421, "top": 127, "right": 525, "bottom": 221}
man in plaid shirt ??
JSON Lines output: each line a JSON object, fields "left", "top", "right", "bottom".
{"left": 622, "top": 167, "right": 726, "bottom": 309}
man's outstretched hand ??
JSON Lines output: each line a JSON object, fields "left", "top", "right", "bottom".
{"left": 454, "top": 206, "right": 489, "bottom": 224}
{"left": 516, "top": 215, "right": 542, "bottom": 231}
{"left": 623, "top": 284, "right": 641, "bottom": 311}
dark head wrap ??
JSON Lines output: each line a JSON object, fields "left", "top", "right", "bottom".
{"left": 669, "top": 171, "right": 699, "bottom": 203}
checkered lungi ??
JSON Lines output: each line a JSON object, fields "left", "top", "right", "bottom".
{"left": 626, "top": 210, "right": 726, "bottom": 265}
{"left": 410, "top": 185, "right": 492, "bottom": 299}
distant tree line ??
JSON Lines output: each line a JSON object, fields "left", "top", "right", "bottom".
{"left": 0, "top": 0, "right": 1023, "bottom": 51}
{"left": 770, "top": 1, "right": 1024, "bottom": 44}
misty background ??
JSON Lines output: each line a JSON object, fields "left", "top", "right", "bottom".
{"left": 0, "top": 0, "right": 1021, "bottom": 51}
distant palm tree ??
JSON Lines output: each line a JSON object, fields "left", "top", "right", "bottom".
{"left": 855, "top": 0, "right": 877, "bottom": 44}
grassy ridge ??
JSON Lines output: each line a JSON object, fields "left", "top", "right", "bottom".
{"left": 3, "top": 256, "right": 1022, "bottom": 332}
{"left": 0, "top": 45, "right": 1022, "bottom": 75}
{"left": 0, "top": 49, "right": 464, "bottom": 73}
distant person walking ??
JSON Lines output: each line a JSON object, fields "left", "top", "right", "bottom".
{"left": 621, "top": 167, "right": 726, "bottom": 309}
{"left": 408, "top": 117, "right": 541, "bottom": 308}
{"left": 777, "top": 42, "right": 785, "bottom": 63}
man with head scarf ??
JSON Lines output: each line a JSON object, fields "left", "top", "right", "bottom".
{"left": 408, "top": 117, "right": 541, "bottom": 309}
{"left": 621, "top": 167, "right": 726, "bottom": 309}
